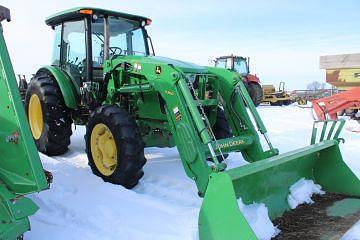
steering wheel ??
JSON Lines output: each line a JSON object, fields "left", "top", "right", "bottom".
{"left": 109, "top": 47, "right": 123, "bottom": 56}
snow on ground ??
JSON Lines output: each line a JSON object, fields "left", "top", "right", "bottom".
{"left": 344, "top": 119, "right": 360, "bottom": 133}
{"left": 237, "top": 198, "right": 280, "bottom": 240}
{"left": 342, "top": 220, "right": 360, "bottom": 240}
{"left": 287, "top": 178, "right": 325, "bottom": 209}
{"left": 28, "top": 147, "right": 201, "bottom": 240}
{"left": 25, "top": 105, "right": 360, "bottom": 240}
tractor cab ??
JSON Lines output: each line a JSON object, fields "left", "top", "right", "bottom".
{"left": 47, "top": 7, "right": 152, "bottom": 86}
{"left": 214, "top": 55, "right": 249, "bottom": 77}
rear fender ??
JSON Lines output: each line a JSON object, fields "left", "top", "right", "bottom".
{"left": 246, "top": 74, "right": 260, "bottom": 84}
{"left": 37, "top": 66, "right": 79, "bottom": 110}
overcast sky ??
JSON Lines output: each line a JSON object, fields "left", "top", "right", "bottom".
{"left": 1, "top": 0, "right": 360, "bottom": 89}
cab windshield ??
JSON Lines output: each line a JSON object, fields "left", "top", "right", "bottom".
{"left": 233, "top": 58, "right": 249, "bottom": 76}
{"left": 215, "top": 58, "right": 232, "bottom": 69}
{"left": 91, "top": 16, "right": 148, "bottom": 65}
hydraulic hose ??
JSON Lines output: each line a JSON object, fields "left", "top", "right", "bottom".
{"left": 229, "top": 88, "right": 246, "bottom": 130}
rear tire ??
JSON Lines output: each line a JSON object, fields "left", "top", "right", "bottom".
{"left": 246, "top": 82, "right": 263, "bottom": 107}
{"left": 85, "top": 105, "right": 146, "bottom": 189}
{"left": 25, "top": 72, "right": 72, "bottom": 155}
{"left": 212, "top": 108, "right": 232, "bottom": 161}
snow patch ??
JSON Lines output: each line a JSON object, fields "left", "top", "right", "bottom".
{"left": 237, "top": 198, "right": 280, "bottom": 240}
{"left": 341, "top": 220, "right": 360, "bottom": 240}
{"left": 344, "top": 119, "right": 360, "bottom": 133}
{"left": 287, "top": 178, "right": 325, "bottom": 209}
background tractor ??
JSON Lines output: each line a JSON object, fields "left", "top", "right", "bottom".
{"left": 214, "top": 55, "right": 263, "bottom": 106}
{"left": 24, "top": 7, "right": 360, "bottom": 239}
{"left": 262, "top": 81, "right": 293, "bottom": 106}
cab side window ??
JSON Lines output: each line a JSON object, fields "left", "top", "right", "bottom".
{"left": 51, "top": 25, "right": 62, "bottom": 66}
{"left": 62, "top": 20, "right": 86, "bottom": 84}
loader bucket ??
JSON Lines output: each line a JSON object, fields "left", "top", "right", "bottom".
{"left": 199, "top": 121, "right": 360, "bottom": 240}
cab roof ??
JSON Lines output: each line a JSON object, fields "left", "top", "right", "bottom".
{"left": 216, "top": 55, "right": 247, "bottom": 60}
{"left": 45, "top": 7, "right": 150, "bottom": 26}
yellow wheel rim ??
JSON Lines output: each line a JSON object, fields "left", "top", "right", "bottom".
{"left": 28, "top": 94, "right": 43, "bottom": 140}
{"left": 90, "top": 123, "right": 117, "bottom": 176}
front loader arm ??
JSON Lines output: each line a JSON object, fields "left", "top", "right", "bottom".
{"left": 207, "top": 67, "right": 278, "bottom": 161}
{"left": 108, "top": 59, "right": 279, "bottom": 195}
{"left": 151, "top": 65, "right": 215, "bottom": 196}
{"left": 151, "top": 64, "right": 278, "bottom": 195}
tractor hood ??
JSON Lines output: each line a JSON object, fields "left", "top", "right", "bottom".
{"left": 148, "top": 56, "right": 207, "bottom": 74}
{"left": 113, "top": 55, "right": 208, "bottom": 74}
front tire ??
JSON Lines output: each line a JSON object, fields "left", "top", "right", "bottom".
{"left": 85, "top": 105, "right": 146, "bottom": 189}
{"left": 25, "top": 72, "right": 72, "bottom": 155}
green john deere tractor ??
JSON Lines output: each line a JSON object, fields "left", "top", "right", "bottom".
{"left": 25, "top": 7, "right": 360, "bottom": 239}
{"left": 0, "top": 6, "right": 49, "bottom": 239}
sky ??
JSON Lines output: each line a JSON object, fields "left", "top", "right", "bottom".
{"left": 1, "top": 0, "right": 360, "bottom": 89}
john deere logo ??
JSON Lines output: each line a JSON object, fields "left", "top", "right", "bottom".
{"left": 216, "top": 139, "right": 245, "bottom": 150}
{"left": 165, "top": 90, "right": 174, "bottom": 95}
{"left": 155, "top": 66, "right": 162, "bottom": 74}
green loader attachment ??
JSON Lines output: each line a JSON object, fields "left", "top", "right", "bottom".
{"left": 166, "top": 67, "right": 359, "bottom": 238}
{"left": 198, "top": 106, "right": 360, "bottom": 238}
{"left": 0, "top": 6, "right": 49, "bottom": 239}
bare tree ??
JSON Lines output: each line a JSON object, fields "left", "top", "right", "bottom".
{"left": 307, "top": 81, "right": 325, "bottom": 91}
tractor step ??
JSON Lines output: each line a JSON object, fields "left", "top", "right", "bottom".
{"left": 274, "top": 193, "right": 360, "bottom": 240}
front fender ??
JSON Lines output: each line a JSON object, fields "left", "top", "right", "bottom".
{"left": 37, "top": 66, "right": 79, "bottom": 110}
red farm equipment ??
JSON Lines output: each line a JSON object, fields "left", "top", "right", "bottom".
{"left": 312, "top": 87, "right": 360, "bottom": 120}
{"left": 313, "top": 54, "right": 360, "bottom": 120}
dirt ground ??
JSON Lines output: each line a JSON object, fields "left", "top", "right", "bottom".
{"left": 274, "top": 194, "right": 360, "bottom": 240}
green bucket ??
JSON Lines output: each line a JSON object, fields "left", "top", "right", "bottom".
{"left": 199, "top": 120, "right": 360, "bottom": 240}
